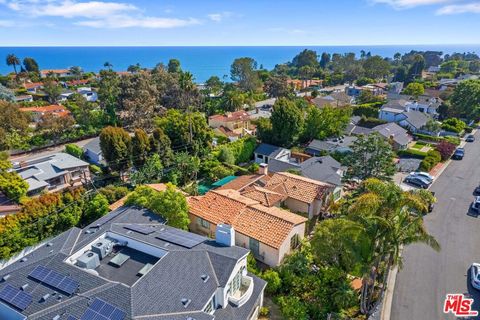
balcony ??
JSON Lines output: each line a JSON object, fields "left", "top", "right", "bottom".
{"left": 228, "top": 275, "right": 254, "bottom": 307}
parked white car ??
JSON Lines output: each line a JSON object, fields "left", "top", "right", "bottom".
{"left": 410, "top": 171, "right": 434, "bottom": 182}
{"left": 471, "top": 263, "right": 480, "bottom": 290}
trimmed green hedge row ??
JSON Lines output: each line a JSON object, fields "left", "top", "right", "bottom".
{"left": 419, "top": 150, "right": 442, "bottom": 172}
{"left": 413, "top": 133, "right": 460, "bottom": 146}
{"left": 397, "top": 149, "right": 428, "bottom": 159}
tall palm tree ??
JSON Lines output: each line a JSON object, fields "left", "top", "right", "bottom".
{"left": 347, "top": 178, "right": 439, "bottom": 315}
{"left": 6, "top": 54, "right": 20, "bottom": 75}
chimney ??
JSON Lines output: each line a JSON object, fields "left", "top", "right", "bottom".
{"left": 258, "top": 163, "right": 268, "bottom": 176}
{"left": 216, "top": 224, "right": 235, "bottom": 247}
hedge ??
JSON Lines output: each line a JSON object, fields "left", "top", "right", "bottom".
{"left": 225, "top": 136, "right": 257, "bottom": 164}
{"left": 397, "top": 149, "right": 428, "bottom": 159}
{"left": 414, "top": 133, "right": 460, "bottom": 146}
{"left": 419, "top": 150, "right": 442, "bottom": 172}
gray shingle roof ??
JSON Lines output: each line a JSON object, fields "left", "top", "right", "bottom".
{"left": 402, "top": 110, "right": 430, "bottom": 129}
{"left": 83, "top": 137, "right": 102, "bottom": 155}
{"left": 0, "top": 206, "right": 260, "bottom": 320}
{"left": 254, "top": 143, "right": 286, "bottom": 158}
{"left": 299, "top": 156, "right": 343, "bottom": 186}
{"left": 373, "top": 123, "right": 412, "bottom": 147}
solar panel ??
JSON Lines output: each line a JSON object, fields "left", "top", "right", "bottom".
{"left": 155, "top": 228, "right": 206, "bottom": 248}
{"left": 80, "top": 298, "right": 126, "bottom": 320}
{"left": 93, "top": 209, "right": 124, "bottom": 227}
{"left": 29, "top": 265, "right": 79, "bottom": 295}
{"left": 124, "top": 225, "right": 155, "bottom": 235}
{"left": 0, "top": 284, "right": 32, "bottom": 311}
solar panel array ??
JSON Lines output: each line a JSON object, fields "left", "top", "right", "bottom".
{"left": 0, "top": 284, "right": 32, "bottom": 311}
{"left": 29, "top": 265, "right": 79, "bottom": 295}
{"left": 80, "top": 298, "right": 126, "bottom": 320}
{"left": 156, "top": 228, "right": 206, "bottom": 248}
{"left": 124, "top": 225, "right": 155, "bottom": 235}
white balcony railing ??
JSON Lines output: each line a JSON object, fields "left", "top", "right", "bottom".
{"left": 228, "top": 275, "right": 254, "bottom": 307}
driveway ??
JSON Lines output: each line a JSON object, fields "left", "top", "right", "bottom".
{"left": 391, "top": 132, "right": 480, "bottom": 320}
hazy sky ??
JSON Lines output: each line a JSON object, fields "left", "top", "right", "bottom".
{"left": 0, "top": 0, "right": 479, "bottom": 46}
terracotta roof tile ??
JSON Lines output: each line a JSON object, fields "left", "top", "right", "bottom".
{"left": 240, "top": 185, "right": 285, "bottom": 207}
{"left": 188, "top": 189, "right": 307, "bottom": 249}
{"left": 216, "top": 174, "right": 267, "bottom": 191}
{"left": 209, "top": 110, "right": 251, "bottom": 122}
{"left": 264, "top": 172, "right": 333, "bottom": 204}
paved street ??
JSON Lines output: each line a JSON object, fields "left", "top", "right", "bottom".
{"left": 392, "top": 130, "right": 480, "bottom": 320}
{"left": 10, "top": 137, "right": 96, "bottom": 162}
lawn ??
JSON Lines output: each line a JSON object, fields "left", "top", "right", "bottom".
{"left": 410, "top": 141, "right": 430, "bottom": 150}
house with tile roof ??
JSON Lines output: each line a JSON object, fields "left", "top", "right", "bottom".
{"left": 13, "top": 153, "right": 90, "bottom": 196}
{"left": 209, "top": 111, "right": 253, "bottom": 141}
{"left": 188, "top": 189, "right": 307, "bottom": 266}
{"left": 0, "top": 206, "right": 266, "bottom": 320}
{"left": 40, "top": 69, "right": 73, "bottom": 78}
{"left": 263, "top": 172, "right": 334, "bottom": 218}
{"left": 19, "top": 105, "right": 71, "bottom": 123}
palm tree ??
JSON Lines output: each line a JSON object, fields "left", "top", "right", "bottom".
{"left": 6, "top": 54, "right": 20, "bottom": 75}
{"left": 347, "top": 178, "right": 440, "bottom": 314}
{"left": 103, "top": 62, "right": 113, "bottom": 70}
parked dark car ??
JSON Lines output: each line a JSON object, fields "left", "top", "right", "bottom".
{"left": 466, "top": 135, "right": 475, "bottom": 142}
{"left": 404, "top": 176, "right": 431, "bottom": 189}
{"left": 472, "top": 196, "right": 480, "bottom": 213}
{"left": 452, "top": 148, "right": 465, "bottom": 160}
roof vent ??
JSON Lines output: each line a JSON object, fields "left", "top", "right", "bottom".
{"left": 57, "top": 295, "right": 62, "bottom": 300}
{"left": 181, "top": 298, "right": 191, "bottom": 308}
{"left": 2, "top": 274, "right": 11, "bottom": 281}
{"left": 201, "top": 274, "right": 210, "bottom": 283}
{"left": 41, "top": 293, "right": 50, "bottom": 302}
{"left": 53, "top": 316, "right": 60, "bottom": 320}
{"left": 21, "top": 284, "right": 28, "bottom": 290}
{"left": 46, "top": 242, "right": 53, "bottom": 247}
{"left": 20, "top": 257, "right": 28, "bottom": 262}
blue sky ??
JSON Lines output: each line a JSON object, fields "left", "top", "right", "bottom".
{"left": 0, "top": 0, "right": 479, "bottom": 46}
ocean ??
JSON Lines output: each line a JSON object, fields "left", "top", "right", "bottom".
{"left": 1, "top": 45, "right": 480, "bottom": 83}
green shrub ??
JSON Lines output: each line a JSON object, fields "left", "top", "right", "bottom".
{"left": 397, "top": 149, "right": 428, "bottom": 159}
{"left": 227, "top": 137, "right": 257, "bottom": 164}
{"left": 357, "top": 116, "right": 387, "bottom": 128}
{"left": 89, "top": 164, "right": 102, "bottom": 175}
{"left": 248, "top": 162, "right": 259, "bottom": 173}
{"left": 218, "top": 146, "right": 235, "bottom": 165}
{"left": 465, "top": 126, "right": 473, "bottom": 133}
{"left": 98, "top": 185, "right": 129, "bottom": 204}
{"left": 442, "top": 118, "right": 466, "bottom": 133}
{"left": 259, "top": 306, "right": 270, "bottom": 317}
{"left": 352, "top": 105, "right": 379, "bottom": 118}
{"left": 65, "top": 144, "right": 84, "bottom": 159}
{"left": 262, "top": 269, "right": 282, "bottom": 294}
{"left": 419, "top": 150, "right": 441, "bottom": 171}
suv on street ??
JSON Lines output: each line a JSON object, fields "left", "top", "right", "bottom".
{"left": 471, "top": 196, "right": 480, "bottom": 213}
{"left": 466, "top": 135, "right": 475, "bottom": 142}
{"left": 404, "top": 175, "right": 431, "bottom": 189}
{"left": 452, "top": 148, "right": 465, "bottom": 160}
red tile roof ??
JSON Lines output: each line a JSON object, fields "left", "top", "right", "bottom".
{"left": 40, "top": 69, "right": 70, "bottom": 75}
{"left": 23, "top": 82, "right": 43, "bottom": 89}
{"left": 264, "top": 172, "right": 333, "bottom": 204}
{"left": 209, "top": 110, "right": 251, "bottom": 123}
{"left": 20, "top": 105, "right": 70, "bottom": 116}
{"left": 240, "top": 185, "right": 286, "bottom": 207}
{"left": 188, "top": 189, "right": 306, "bottom": 249}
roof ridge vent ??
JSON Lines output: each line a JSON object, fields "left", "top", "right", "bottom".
{"left": 41, "top": 293, "right": 50, "bottom": 302}
{"left": 181, "top": 298, "right": 191, "bottom": 308}
{"left": 21, "top": 284, "right": 28, "bottom": 290}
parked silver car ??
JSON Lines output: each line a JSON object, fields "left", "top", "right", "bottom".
{"left": 471, "top": 263, "right": 480, "bottom": 290}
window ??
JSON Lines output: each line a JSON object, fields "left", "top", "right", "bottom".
{"left": 197, "top": 217, "right": 210, "bottom": 229}
{"left": 231, "top": 270, "right": 242, "bottom": 294}
{"left": 333, "top": 189, "right": 341, "bottom": 201}
{"left": 290, "top": 234, "right": 300, "bottom": 250}
{"left": 204, "top": 295, "right": 216, "bottom": 314}
{"left": 249, "top": 238, "right": 260, "bottom": 257}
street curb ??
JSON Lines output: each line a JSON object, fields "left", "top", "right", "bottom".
{"left": 380, "top": 131, "right": 477, "bottom": 320}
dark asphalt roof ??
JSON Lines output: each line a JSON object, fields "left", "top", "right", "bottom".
{"left": 254, "top": 143, "right": 286, "bottom": 158}
{"left": 83, "top": 137, "right": 101, "bottom": 154}
{"left": 373, "top": 123, "right": 412, "bottom": 147}
{"left": 0, "top": 206, "right": 260, "bottom": 320}
{"left": 299, "top": 156, "right": 343, "bottom": 186}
